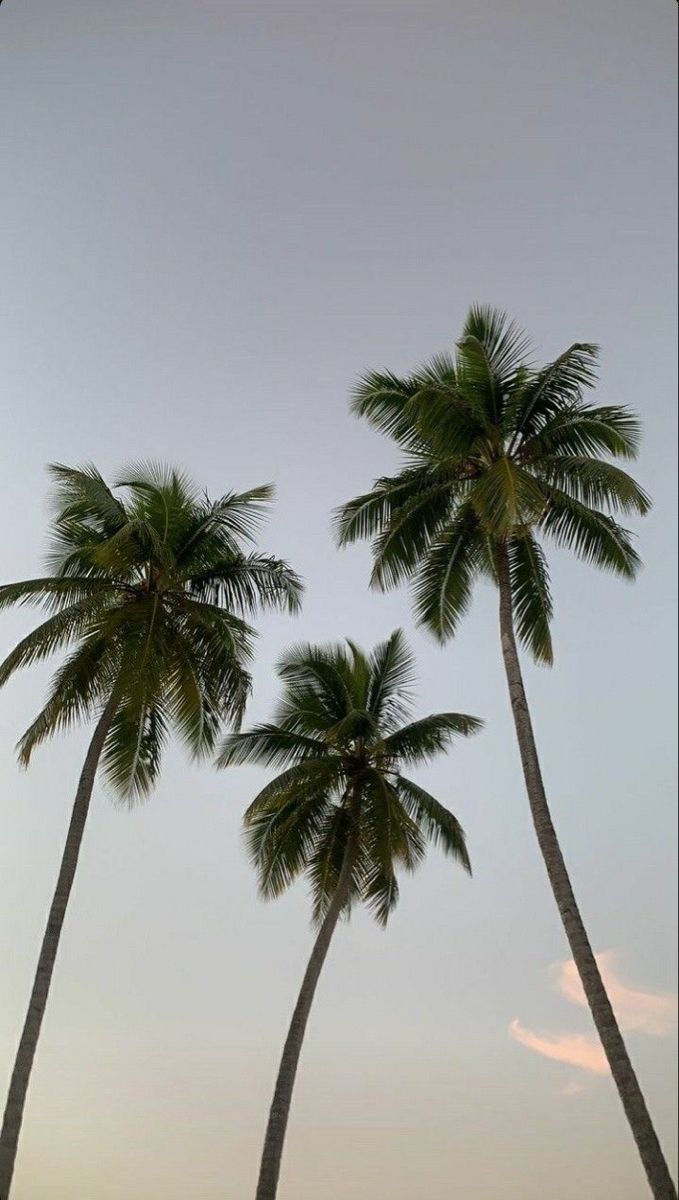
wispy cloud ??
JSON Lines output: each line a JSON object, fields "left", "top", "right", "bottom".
{"left": 509, "top": 1019, "right": 609, "bottom": 1074}
{"left": 554, "top": 952, "right": 678, "bottom": 1038}
{"left": 510, "top": 952, "right": 677, "bottom": 1081}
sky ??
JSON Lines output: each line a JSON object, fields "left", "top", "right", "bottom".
{"left": 0, "top": 2, "right": 676, "bottom": 1198}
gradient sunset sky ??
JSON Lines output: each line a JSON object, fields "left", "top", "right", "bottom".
{"left": 0, "top": 2, "right": 677, "bottom": 1197}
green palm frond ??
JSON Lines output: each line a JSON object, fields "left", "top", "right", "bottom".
{"left": 17, "top": 635, "right": 118, "bottom": 766}
{"left": 307, "top": 803, "right": 357, "bottom": 924}
{"left": 362, "top": 769, "right": 427, "bottom": 872}
{"left": 0, "top": 596, "right": 118, "bottom": 687}
{"left": 334, "top": 467, "right": 438, "bottom": 547}
{"left": 218, "top": 725, "right": 328, "bottom": 769}
{"left": 367, "top": 629, "right": 416, "bottom": 727}
{"left": 276, "top": 643, "right": 354, "bottom": 723}
{"left": 187, "top": 554, "right": 303, "bottom": 615}
{"left": 381, "top": 712, "right": 482, "bottom": 765}
{"left": 541, "top": 491, "right": 640, "bottom": 577}
{"left": 245, "top": 759, "right": 346, "bottom": 813}
{"left": 534, "top": 457, "right": 651, "bottom": 515}
{"left": 176, "top": 485, "right": 275, "bottom": 567}
{"left": 506, "top": 343, "right": 599, "bottom": 445}
{"left": 48, "top": 463, "right": 127, "bottom": 531}
{"left": 350, "top": 370, "right": 424, "bottom": 451}
{"left": 469, "top": 458, "right": 546, "bottom": 536}
{"left": 101, "top": 701, "right": 169, "bottom": 804}
{"left": 246, "top": 790, "right": 333, "bottom": 901}
{"left": 0, "top": 576, "right": 128, "bottom": 613}
{"left": 395, "top": 776, "right": 471, "bottom": 872}
{"left": 508, "top": 534, "right": 554, "bottom": 665}
{"left": 412, "top": 505, "right": 482, "bottom": 642}
{"left": 369, "top": 482, "right": 456, "bottom": 590}
{"left": 360, "top": 859, "right": 400, "bottom": 927}
{"left": 521, "top": 404, "right": 641, "bottom": 461}
{"left": 459, "top": 305, "right": 533, "bottom": 383}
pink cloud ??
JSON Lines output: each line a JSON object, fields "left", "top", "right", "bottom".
{"left": 553, "top": 952, "right": 677, "bottom": 1038}
{"left": 509, "top": 1018, "right": 609, "bottom": 1075}
{"left": 510, "top": 952, "right": 677, "bottom": 1081}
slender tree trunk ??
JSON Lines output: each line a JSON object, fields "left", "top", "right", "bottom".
{"left": 496, "top": 546, "right": 677, "bottom": 1200}
{"left": 0, "top": 695, "right": 118, "bottom": 1200}
{"left": 255, "top": 834, "right": 358, "bottom": 1200}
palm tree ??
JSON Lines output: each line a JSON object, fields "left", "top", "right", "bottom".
{"left": 336, "top": 307, "right": 676, "bottom": 1200}
{"left": 0, "top": 462, "right": 302, "bottom": 1199}
{"left": 218, "top": 630, "right": 479, "bottom": 1200}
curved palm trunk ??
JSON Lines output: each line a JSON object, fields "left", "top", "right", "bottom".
{"left": 496, "top": 548, "right": 676, "bottom": 1200}
{"left": 255, "top": 836, "right": 357, "bottom": 1200}
{"left": 0, "top": 696, "right": 118, "bottom": 1200}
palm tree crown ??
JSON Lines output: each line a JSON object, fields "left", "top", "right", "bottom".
{"left": 0, "top": 462, "right": 303, "bottom": 798}
{"left": 336, "top": 305, "right": 650, "bottom": 662}
{"left": 219, "top": 630, "right": 480, "bottom": 925}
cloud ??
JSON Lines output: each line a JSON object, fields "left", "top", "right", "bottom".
{"left": 554, "top": 952, "right": 677, "bottom": 1039}
{"left": 510, "top": 952, "right": 677, "bottom": 1080}
{"left": 509, "top": 1018, "right": 609, "bottom": 1075}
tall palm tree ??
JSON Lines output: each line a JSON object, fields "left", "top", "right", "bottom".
{"left": 0, "top": 462, "right": 302, "bottom": 1199}
{"left": 336, "top": 307, "right": 676, "bottom": 1200}
{"left": 218, "top": 630, "right": 479, "bottom": 1200}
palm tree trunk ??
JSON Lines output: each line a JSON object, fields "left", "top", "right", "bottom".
{"left": 496, "top": 546, "right": 676, "bottom": 1200}
{"left": 255, "top": 833, "right": 358, "bottom": 1200}
{"left": 0, "top": 695, "right": 118, "bottom": 1200}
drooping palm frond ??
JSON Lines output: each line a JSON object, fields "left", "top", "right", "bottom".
{"left": 333, "top": 466, "right": 440, "bottom": 547}
{"left": 395, "top": 776, "right": 471, "bottom": 872}
{"left": 186, "top": 554, "right": 303, "bottom": 615}
{"left": 540, "top": 491, "right": 640, "bottom": 577}
{"left": 350, "top": 371, "right": 426, "bottom": 451}
{"left": 411, "top": 505, "right": 483, "bottom": 642}
{"left": 507, "top": 534, "right": 554, "bottom": 665}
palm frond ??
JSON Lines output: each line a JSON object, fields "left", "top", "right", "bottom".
{"left": 307, "top": 803, "right": 356, "bottom": 924}
{"left": 522, "top": 404, "right": 642, "bottom": 461}
{"left": 369, "top": 481, "right": 456, "bottom": 590}
{"left": 48, "top": 463, "right": 127, "bottom": 531}
{"left": 367, "top": 629, "right": 416, "bottom": 727}
{"left": 187, "top": 554, "right": 303, "bottom": 615}
{"left": 217, "top": 724, "right": 329, "bottom": 769}
{"left": 541, "top": 491, "right": 640, "bottom": 577}
{"left": 395, "top": 776, "right": 471, "bottom": 872}
{"left": 360, "top": 859, "right": 400, "bottom": 926}
{"left": 411, "top": 505, "right": 481, "bottom": 642}
{"left": 101, "top": 700, "right": 169, "bottom": 804}
{"left": 506, "top": 343, "right": 599, "bottom": 445}
{"left": 246, "top": 790, "right": 333, "bottom": 901}
{"left": 508, "top": 534, "right": 554, "bottom": 665}
{"left": 381, "top": 712, "right": 482, "bottom": 765}
{"left": 0, "top": 596, "right": 119, "bottom": 687}
{"left": 534, "top": 456, "right": 651, "bottom": 516}
{"left": 350, "top": 370, "right": 425, "bottom": 450}
{"left": 469, "top": 458, "right": 546, "bottom": 536}
{"left": 17, "top": 635, "right": 118, "bottom": 765}
{"left": 0, "top": 576, "right": 127, "bottom": 613}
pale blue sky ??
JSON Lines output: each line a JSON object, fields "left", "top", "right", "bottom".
{"left": 0, "top": 2, "right": 677, "bottom": 1197}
